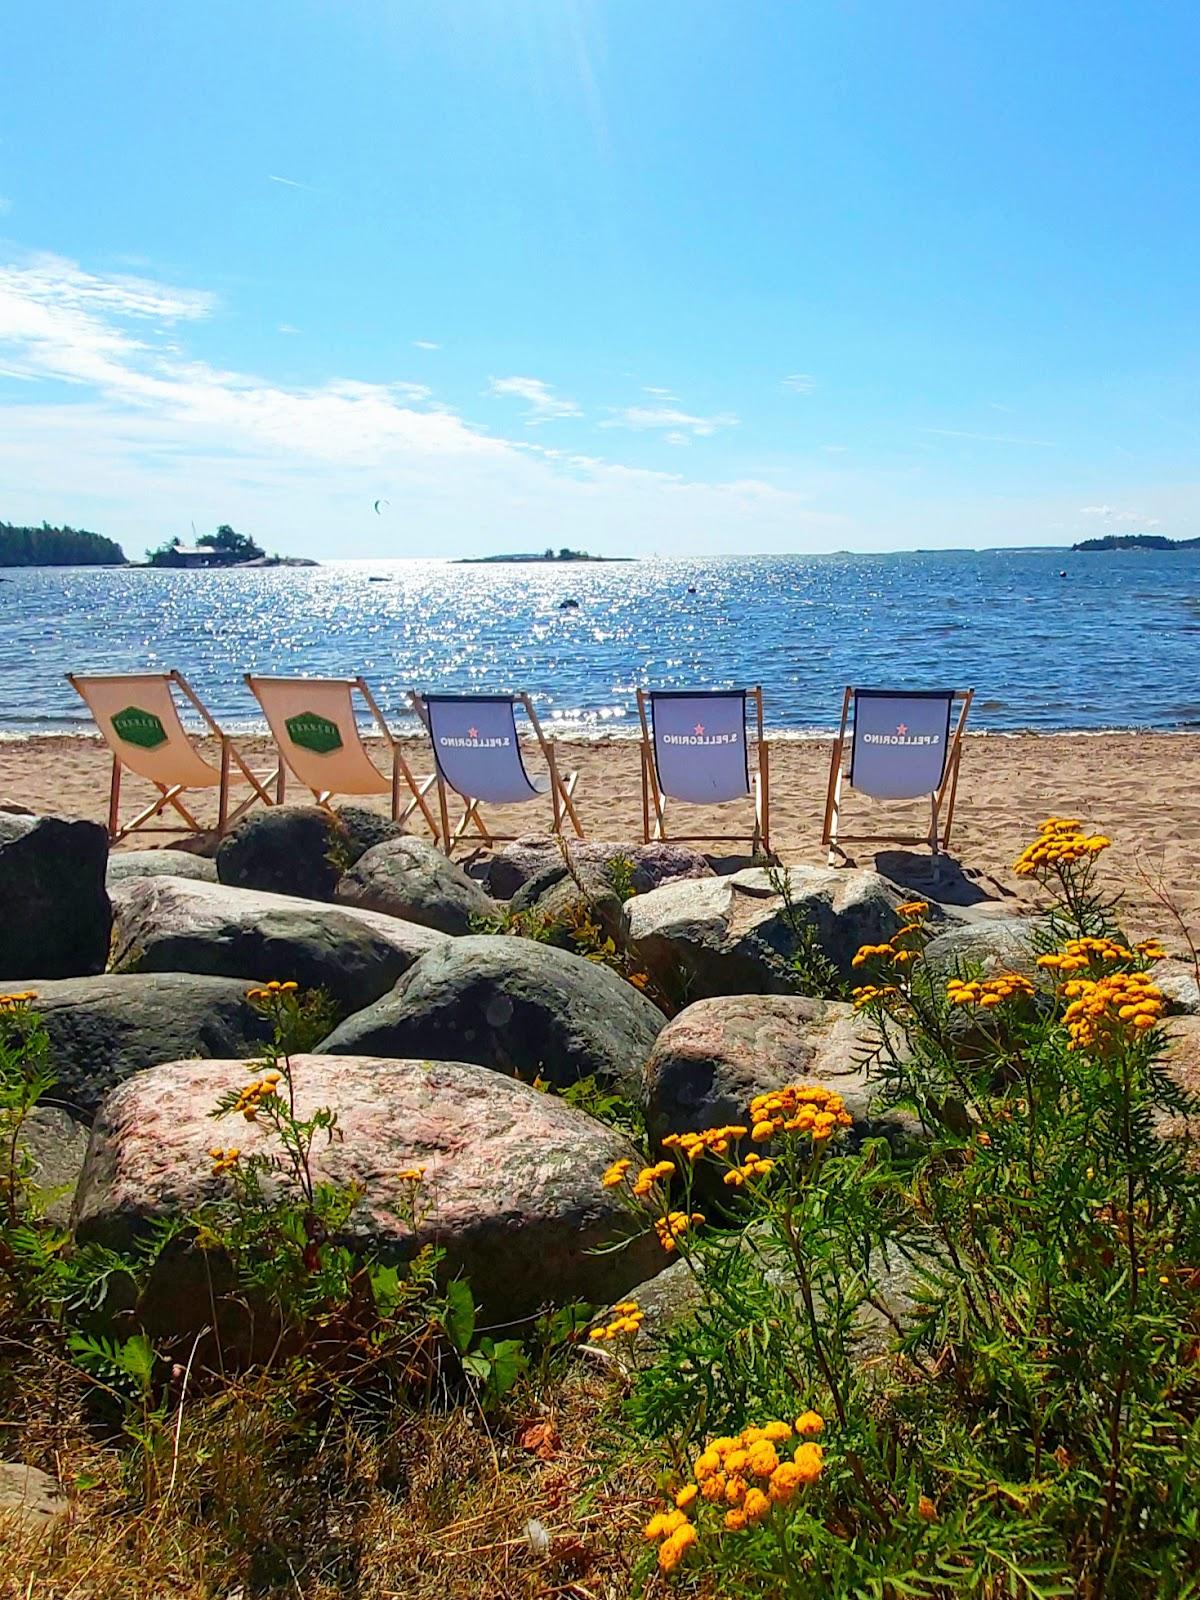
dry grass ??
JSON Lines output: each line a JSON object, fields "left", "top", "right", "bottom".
{"left": 0, "top": 1347, "right": 675, "bottom": 1600}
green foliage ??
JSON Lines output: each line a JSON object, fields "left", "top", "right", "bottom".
{"left": 0, "top": 519, "right": 125, "bottom": 566}
{"left": 765, "top": 862, "right": 847, "bottom": 998}
{"left": 146, "top": 522, "right": 264, "bottom": 566}
{"left": 619, "top": 829, "right": 1200, "bottom": 1597}
{"left": 537, "top": 1071, "right": 647, "bottom": 1145}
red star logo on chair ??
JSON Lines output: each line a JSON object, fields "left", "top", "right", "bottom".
{"left": 467, "top": 726, "right": 478, "bottom": 739}
{"left": 896, "top": 722, "right": 908, "bottom": 736}
{"left": 694, "top": 723, "right": 705, "bottom": 736}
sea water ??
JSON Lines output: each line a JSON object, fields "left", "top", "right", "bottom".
{"left": 1, "top": 548, "right": 1197, "bottom": 737}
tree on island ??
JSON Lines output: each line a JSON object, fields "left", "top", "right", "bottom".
{"left": 0, "top": 521, "right": 125, "bottom": 566}
{"left": 198, "top": 524, "right": 264, "bottom": 561}
{"left": 146, "top": 524, "right": 265, "bottom": 566}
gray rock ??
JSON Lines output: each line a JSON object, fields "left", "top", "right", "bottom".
{"left": 215, "top": 804, "right": 412, "bottom": 901}
{"left": 0, "top": 814, "right": 111, "bottom": 980}
{"left": 319, "top": 934, "right": 666, "bottom": 1093}
{"left": 922, "top": 914, "right": 1047, "bottom": 984}
{"left": 485, "top": 835, "right": 714, "bottom": 901}
{"left": 109, "top": 877, "right": 446, "bottom": 1013}
{"left": 107, "top": 851, "right": 218, "bottom": 885}
{"left": 17, "top": 1106, "right": 90, "bottom": 1223}
{"left": 0, "top": 1462, "right": 67, "bottom": 1533}
{"left": 335, "top": 835, "right": 498, "bottom": 935}
{"left": 21, "top": 973, "right": 274, "bottom": 1116}
{"left": 623, "top": 865, "right": 920, "bottom": 1000}
{"left": 1151, "top": 959, "right": 1200, "bottom": 1015}
{"left": 508, "top": 864, "right": 626, "bottom": 948}
{"left": 643, "top": 994, "right": 893, "bottom": 1152}
{"left": 73, "top": 1055, "right": 663, "bottom": 1330}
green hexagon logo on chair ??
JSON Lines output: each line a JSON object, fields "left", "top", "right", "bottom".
{"left": 111, "top": 705, "right": 169, "bottom": 751}
{"left": 285, "top": 710, "right": 343, "bottom": 755}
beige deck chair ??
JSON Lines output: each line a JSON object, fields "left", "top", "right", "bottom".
{"left": 245, "top": 674, "right": 438, "bottom": 836}
{"left": 637, "top": 687, "right": 771, "bottom": 854}
{"left": 68, "top": 670, "right": 275, "bottom": 843}
{"left": 822, "top": 686, "right": 973, "bottom": 865}
{"left": 408, "top": 692, "right": 583, "bottom": 855}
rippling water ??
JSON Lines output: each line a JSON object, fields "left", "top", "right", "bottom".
{"left": 2, "top": 549, "right": 1198, "bottom": 736}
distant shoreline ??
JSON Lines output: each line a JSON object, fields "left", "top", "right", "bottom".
{"left": 454, "top": 552, "right": 635, "bottom": 565}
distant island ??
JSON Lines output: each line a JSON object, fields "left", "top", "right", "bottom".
{"left": 142, "top": 524, "right": 317, "bottom": 569}
{"left": 1073, "top": 533, "right": 1200, "bottom": 552}
{"left": 456, "top": 546, "right": 633, "bottom": 565}
{"left": 0, "top": 521, "right": 125, "bottom": 566}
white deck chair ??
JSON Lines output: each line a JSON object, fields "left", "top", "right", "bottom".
{"left": 68, "top": 670, "right": 276, "bottom": 843}
{"left": 822, "top": 686, "right": 973, "bottom": 865}
{"left": 637, "top": 687, "right": 770, "bottom": 854}
{"left": 245, "top": 674, "right": 438, "bottom": 837}
{"left": 409, "top": 692, "right": 583, "bottom": 855}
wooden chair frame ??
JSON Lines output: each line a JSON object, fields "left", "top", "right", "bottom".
{"left": 409, "top": 692, "right": 584, "bottom": 856}
{"left": 68, "top": 669, "right": 276, "bottom": 845}
{"left": 248, "top": 674, "right": 440, "bottom": 838}
{"left": 822, "top": 686, "right": 974, "bottom": 866}
{"left": 637, "top": 686, "right": 771, "bottom": 855}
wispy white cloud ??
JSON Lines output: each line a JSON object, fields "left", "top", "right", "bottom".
{"left": 277, "top": 323, "right": 300, "bottom": 335}
{"left": 782, "top": 373, "right": 816, "bottom": 394}
{"left": 487, "top": 374, "right": 581, "bottom": 423}
{"left": 601, "top": 404, "right": 737, "bottom": 438}
{"left": 1079, "top": 504, "right": 1161, "bottom": 526}
{"left": 643, "top": 384, "right": 679, "bottom": 400}
{"left": 267, "top": 174, "right": 319, "bottom": 192}
{"left": 413, "top": 339, "right": 440, "bottom": 351}
{"left": 922, "top": 427, "right": 1054, "bottom": 447}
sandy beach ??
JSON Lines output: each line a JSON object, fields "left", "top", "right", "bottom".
{"left": 2, "top": 730, "right": 1198, "bottom": 940}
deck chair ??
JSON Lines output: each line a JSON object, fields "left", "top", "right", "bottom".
{"left": 409, "top": 692, "right": 583, "bottom": 855}
{"left": 637, "top": 687, "right": 770, "bottom": 854}
{"left": 822, "top": 686, "right": 973, "bottom": 865}
{"left": 245, "top": 674, "right": 438, "bottom": 836}
{"left": 68, "top": 669, "right": 276, "bottom": 843}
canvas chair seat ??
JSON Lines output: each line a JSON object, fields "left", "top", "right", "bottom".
{"left": 823, "top": 686, "right": 973, "bottom": 864}
{"left": 246, "top": 674, "right": 438, "bottom": 837}
{"left": 411, "top": 692, "right": 583, "bottom": 855}
{"left": 68, "top": 670, "right": 276, "bottom": 843}
{"left": 638, "top": 687, "right": 770, "bottom": 854}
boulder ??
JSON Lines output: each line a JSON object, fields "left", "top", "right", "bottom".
{"left": 0, "top": 814, "right": 111, "bottom": 980}
{"left": 485, "top": 835, "right": 714, "bottom": 901}
{"left": 508, "top": 864, "right": 626, "bottom": 948}
{"left": 0, "top": 1462, "right": 67, "bottom": 1534}
{"left": 1151, "top": 958, "right": 1200, "bottom": 1015}
{"left": 109, "top": 877, "right": 446, "bottom": 1013}
{"left": 335, "top": 836, "right": 499, "bottom": 935}
{"left": 1158, "top": 1014, "right": 1200, "bottom": 1164}
{"left": 107, "top": 851, "right": 217, "bottom": 886}
{"left": 73, "top": 1055, "right": 663, "bottom": 1329}
{"left": 623, "top": 865, "right": 920, "bottom": 1000}
{"left": 319, "top": 934, "right": 666, "bottom": 1093}
{"left": 18, "top": 1106, "right": 90, "bottom": 1223}
{"left": 215, "top": 804, "right": 410, "bottom": 900}
{"left": 921, "top": 914, "right": 1047, "bottom": 985}
{"left": 643, "top": 994, "right": 907, "bottom": 1154}
{"left": 21, "top": 973, "right": 274, "bottom": 1116}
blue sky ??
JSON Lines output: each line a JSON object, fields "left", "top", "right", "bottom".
{"left": 1, "top": 0, "right": 1197, "bottom": 559}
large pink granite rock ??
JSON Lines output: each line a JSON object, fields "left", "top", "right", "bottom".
{"left": 73, "top": 1055, "right": 662, "bottom": 1331}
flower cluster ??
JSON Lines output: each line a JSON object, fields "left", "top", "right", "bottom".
{"left": 748, "top": 1084, "right": 853, "bottom": 1144}
{"left": 0, "top": 989, "right": 37, "bottom": 1010}
{"left": 1013, "top": 818, "right": 1111, "bottom": 877}
{"left": 1037, "top": 936, "right": 1136, "bottom": 973}
{"left": 1062, "top": 971, "right": 1164, "bottom": 1052}
{"left": 589, "top": 1300, "right": 643, "bottom": 1341}
{"left": 632, "top": 1159, "right": 676, "bottom": 1197}
{"left": 662, "top": 1124, "right": 748, "bottom": 1161}
{"left": 645, "top": 1415, "right": 826, "bottom": 1571}
{"left": 896, "top": 900, "right": 930, "bottom": 919}
{"left": 232, "top": 1069, "right": 282, "bottom": 1121}
{"left": 851, "top": 983, "right": 900, "bottom": 1011}
{"left": 601, "top": 1157, "right": 632, "bottom": 1188}
{"left": 723, "top": 1150, "right": 776, "bottom": 1187}
{"left": 396, "top": 1166, "right": 426, "bottom": 1183}
{"left": 655, "top": 1210, "right": 705, "bottom": 1253}
{"left": 207, "top": 1145, "right": 241, "bottom": 1176}
{"left": 946, "top": 973, "right": 1036, "bottom": 1009}
{"left": 245, "top": 979, "right": 299, "bottom": 1003}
